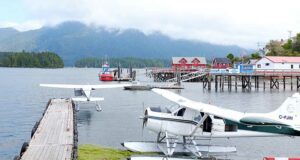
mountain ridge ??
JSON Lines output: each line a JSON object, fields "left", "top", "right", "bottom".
{"left": 0, "top": 21, "right": 252, "bottom": 66}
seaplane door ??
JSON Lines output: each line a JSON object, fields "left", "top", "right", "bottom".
{"left": 182, "top": 108, "right": 203, "bottom": 133}
{"left": 201, "top": 112, "right": 212, "bottom": 132}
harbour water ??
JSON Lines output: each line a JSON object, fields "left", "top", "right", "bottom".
{"left": 0, "top": 68, "right": 300, "bottom": 160}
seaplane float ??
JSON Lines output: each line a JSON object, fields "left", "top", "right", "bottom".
{"left": 123, "top": 89, "right": 300, "bottom": 159}
{"left": 40, "top": 83, "right": 131, "bottom": 112}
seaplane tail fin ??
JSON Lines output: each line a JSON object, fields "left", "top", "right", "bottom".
{"left": 271, "top": 93, "right": 300, "bottom": 125}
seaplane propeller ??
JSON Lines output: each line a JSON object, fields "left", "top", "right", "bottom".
{"left": 142, "top": 109, "right": 148, "bottom": 129}
{"left": 139, "top": 102, "right": 148, "bottom": 137}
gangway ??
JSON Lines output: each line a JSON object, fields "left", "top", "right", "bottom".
{"left": 166, "top": 70, "right": 207, "bottom": 82}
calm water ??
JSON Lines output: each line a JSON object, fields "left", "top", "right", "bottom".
{"left": 0, "top": 68, "right": 300, "bottom": 160}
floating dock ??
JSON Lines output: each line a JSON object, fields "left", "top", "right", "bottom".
{"left": 16, "top": 99, "right": 77, "bottom": 160}
{"left": 124, "top": 84, "right": 184, "bottom": 90}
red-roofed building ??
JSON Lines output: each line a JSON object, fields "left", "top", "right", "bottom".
{"left": 172, "top": 57, "right": 207, "bottom": 70}
{"left": 255, "top": 56, "right": 300, "bottom": 70}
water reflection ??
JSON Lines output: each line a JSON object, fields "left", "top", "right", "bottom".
{"left": 1, "top": 68, "right": 300, "bottom": 160}
{"left": 77, "top": 110, "right": 93, "bottom": 126}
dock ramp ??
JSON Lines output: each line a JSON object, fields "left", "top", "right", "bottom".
{"left": 166, "top": 70, "right": 207, "bottom": 82}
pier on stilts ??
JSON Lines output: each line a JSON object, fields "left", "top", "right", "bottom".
{"left": 15, "top": 98, "right": 78, "bottom": 160}
{"left": 203, "top": 70, "right": 300, "bottom": 91}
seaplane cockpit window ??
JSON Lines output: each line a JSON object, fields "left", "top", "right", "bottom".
{"left": 166, "top": 104, "right": 181, "bottom": 113}
{"left": 175, "top": 108, "right": 186, "bottom": 116}
{"left": 194, "top": 115, "right": 202, "bottom": 122}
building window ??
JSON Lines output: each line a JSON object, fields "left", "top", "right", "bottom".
{"left": 265, "top": 63, "right": 270, "bottom": 66}
{"left": 291, "top": 64, "right": 294, "bottom": 69}
{"left": 257, "top": 64, "right": 261, "bottom": 68}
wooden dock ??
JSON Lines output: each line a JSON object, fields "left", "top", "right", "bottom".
{"left": 16, "top": 99, "right": 77, "bottom": 160}
{"left": 203, "top": 72, "right": 300, "bottom": 91}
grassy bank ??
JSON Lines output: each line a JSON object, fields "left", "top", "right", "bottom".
{"left": 78, "top": 144, "right": 141, "bottom": 160}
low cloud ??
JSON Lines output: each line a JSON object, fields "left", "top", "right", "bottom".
{"left": 4, "top": 0, "right": 300, "bottom": 48}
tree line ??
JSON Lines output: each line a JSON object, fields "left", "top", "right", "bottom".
{"left": 226, "top": 52, "right": 261, "bottom": 64}
{"left": 266, "top": 33, "right": 300, "bottom": 56}
{"left": 0, "top": 51, "right": 64, "bottom": 68}
{"left": 75, "top": 57, "right": 170, "bottom": 68}
{"left": 226, "top": 32, "right": 300, "bottom": 64}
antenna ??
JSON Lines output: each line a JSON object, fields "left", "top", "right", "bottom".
{"left": 257, "top": 42, "right": 261, "bottom": 51}
{"left": 256, "top": 42, "right": 265, "bottom": 56}
{"left": 288, "top": 30, "right": 292, "bottom": 39}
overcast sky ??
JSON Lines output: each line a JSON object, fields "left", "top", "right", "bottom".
{"left": 0, "top": 0, "right": 300, "bottom": 48}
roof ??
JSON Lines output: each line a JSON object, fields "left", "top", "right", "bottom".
{"left": 213, "top": 58, "right": 231, "bottom": 64}
{"left": 172, "top": 57, "right": 207, "bottom": 64}
{"left": 265, "top": 56, "right": 300, "bottom": 63}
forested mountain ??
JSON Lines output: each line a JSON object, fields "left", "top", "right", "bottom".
{"left": 0, "top": 51, "right": 64, "bottom": 68}
{"left": 75, "top": 57, "right": 170, "bottom": 68}
{"left": 0, "top": 21, "right": 250, "bottom": 66}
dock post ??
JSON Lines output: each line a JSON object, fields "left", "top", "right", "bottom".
{"left": 129, "top": 64, "right": 133, "bottom": 78}
{"left": 247, "top": 76, "right": 251, "bottom": 90}
{"left": 215, "top": 75, "right": 218, "bottom": 91}
{"left": 235, "top": 75, "right": 238, "bottom": 90}
{"left": 241, "top": 76, "right": 244, "bottom": 89}
{"left": 257, "top": 76, "right": 260, "bottom": 89}
{"left": 254, "top": 76, "right": 257, "bottom": 88}
{"left": 249, "top": 76, "right": 252, "bottom": 90}
{"left": 297, "top": 76, "right": 300, "bottom": 90}
{"left": 263, "top": 76, "right": 266, "bottom": 90}
{"left": 219, "top": 75, "right": 222, "bottom": 88}
{"left": 228, "top": 75, "right": 231, "bottom": 91}
{"left": 283, "top": 76, "right": 286, "bottom": 90}
{"left": 270, "top": 76, "right": 272, "bottom": 89}
{"left": 202, "top": 76, "right": 207, "bottom": 89}
{"left": 291, "top": 76, "right": 293, "bottom": 90}
{"left": 208, "top": 75, "right": 211, "bottom": 90}
{"left": 221, "top": 76, "right": 224, "bottom": 91}
{"left": 118, "top": 63, "right": 121, "bottom": 79}
{"left": 176, "top": 70, "right": 181, "bottom": 86}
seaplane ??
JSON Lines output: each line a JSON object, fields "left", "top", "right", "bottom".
{"left": 40, "top": 83, "right": 131, "bottom": 112}
{"left": 123, "top": 88, "right": 300, "bottom": 159}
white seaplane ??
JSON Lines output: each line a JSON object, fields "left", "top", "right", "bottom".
{"left": 123, "top": 88, "right": 300, "bottom": 159}
{"left": 40, "top": 83, "right": 131, "bottom": 112}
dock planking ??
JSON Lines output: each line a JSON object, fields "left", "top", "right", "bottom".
{"left": 20, "top": 99, "right": 76, "bottom": 160}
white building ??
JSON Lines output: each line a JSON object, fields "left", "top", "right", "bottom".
{"left": 255, "top": 56, "right": 300, "bottom": 70}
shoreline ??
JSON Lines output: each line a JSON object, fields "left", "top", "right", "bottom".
{"left": 79, "top": 144, "right": 147, "bottom": 160}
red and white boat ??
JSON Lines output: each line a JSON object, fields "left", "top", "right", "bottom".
{"left": 99, "top": 62, "right": 114, "bottom": 81}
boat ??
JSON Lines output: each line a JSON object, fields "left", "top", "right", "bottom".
{"left": 99, "top": 62, "right": 114, "bottom": 81}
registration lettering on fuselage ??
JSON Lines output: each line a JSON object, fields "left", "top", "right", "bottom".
{"left": 279, "top": 115, "right": 293, "bottom": 120}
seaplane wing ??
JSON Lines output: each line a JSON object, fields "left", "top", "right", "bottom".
{"left": 40, "top": 83, "right": 131, "bottom": 89}
{"left": 72, "top": 97, "right": 104, "bottom": 102}
{"left": 152, "top": 88, "right": 244, "bottom": 122}
{"left": 152, "top": 88, "right": 297, "bottom": 127}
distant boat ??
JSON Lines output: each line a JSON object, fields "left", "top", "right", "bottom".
{"left": 99, "top": 62, "right": 114, "bottom": 81}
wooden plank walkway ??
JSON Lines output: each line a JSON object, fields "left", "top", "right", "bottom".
{"left": 21, "top": 99, "right": 75, "bottom": 160}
